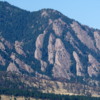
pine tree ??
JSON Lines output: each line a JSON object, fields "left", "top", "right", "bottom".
{"left": 0, "top": 96, "right": 1, "bottom": 100}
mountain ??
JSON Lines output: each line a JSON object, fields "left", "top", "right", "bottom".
{"left": 0, "top": 1, "right": 100, "bottom": 98}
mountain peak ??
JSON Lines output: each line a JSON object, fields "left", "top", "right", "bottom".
{"left": 36, "top": 8, "right": 63, "bottom": 19}
{"left": 40, "top": 8, "right": 61, "bottom": 14}
{"left": 0, "top": 1, "right": 13, "bottom": 7}
{"left": 0, "top": 1, "right": 9, "bottom": 4}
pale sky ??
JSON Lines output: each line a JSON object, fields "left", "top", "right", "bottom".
{"left": 1, "top": 0, "right": 100, "bottom": 29}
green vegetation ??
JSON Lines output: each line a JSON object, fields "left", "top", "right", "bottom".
{"left": 0, "top": 87, "right": 100, "bottom": 100}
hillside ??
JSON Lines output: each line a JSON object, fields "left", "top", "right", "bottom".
{"left": 0, "top": 1, "right": 100, "bottom": 98}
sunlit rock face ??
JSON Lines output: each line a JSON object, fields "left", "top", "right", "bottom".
{"left": 52, "top": 38, "right": 72, "bottom": 79}
{"left": 88, "top": 54, "right": 100, "bottom": 78}
{"left": 73, "top": 51, "right": 85, "bottom": 77}
{"left": 48, "top": 33, "right": 55, "bottom": 64}
{"left": 15, "top": 41, "right": 25, "bottom": 56}
{"left": 53, "top": 19, "right": 66, "bottom": 37}
{"left": 94, "top": 31, "right": 100, "bottom": 51}
{"left": 7, "top": 62, "right": 20, "bottom": 73}
{"left": 71, "top": 21, "right": 97, "bottom": 51}
{"left": 0, "top": 42, "right": 5, "bottom": 51}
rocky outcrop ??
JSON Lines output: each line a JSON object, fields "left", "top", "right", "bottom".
{"left": 41, "top": 10, "right": 48, "bottom": 17}
{"left": 15, "top": 41, "right": 25, "bottom": 56}
{"left": 0, "top": 55, "right": 5, "bottom": 66}
{"left": 34, "top": 31, "right": 48, "bottom": 72}
{"left": 0, "top": 36, "right": 12, "bottom": 50}
{"left": 73, "top": 51, "right": 85, "bottom": 76}
{"left": 0, "top": 42, "right": 5, "bottom": 51}
{"left": 7, "top": 62, "right": 20, "bottom": 73}
{"left": 53, "top": 19, "right": 66, "bottom": 36}
{"left": 88, "top": 54, "right": 100, "bottom": 77}
{"left": 71, "top": 21, "right": 96, "bottom": 51}
{"left": 9, "top": 53, "right": 34, "bottom": 73}
{"left": 40, "top": 60, "right": 47, "bottom": 72}
{"left": 52, "top": 38, "right": 72, "bottom": 79}
{"left": 35, "top": 33, "right": 46, "bottom": 60}
{"left": 94, "top": 31, "right": 100, "bottom": 51}
{"left": 48, "top": 34, "right": 55, "bottom": 64}
{"left": 15, "top": 58, "right": 34, "bottom": 73}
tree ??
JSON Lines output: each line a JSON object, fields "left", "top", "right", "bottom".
{"left": 14, "top": 97, "right": 17, "bottom": 100}
{"left": 0, "top": 96, "right": 1, "bottom": 100}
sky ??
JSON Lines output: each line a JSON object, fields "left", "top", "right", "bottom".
{"left": 1, "top": 0, "right": 100, "bottom": 29}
